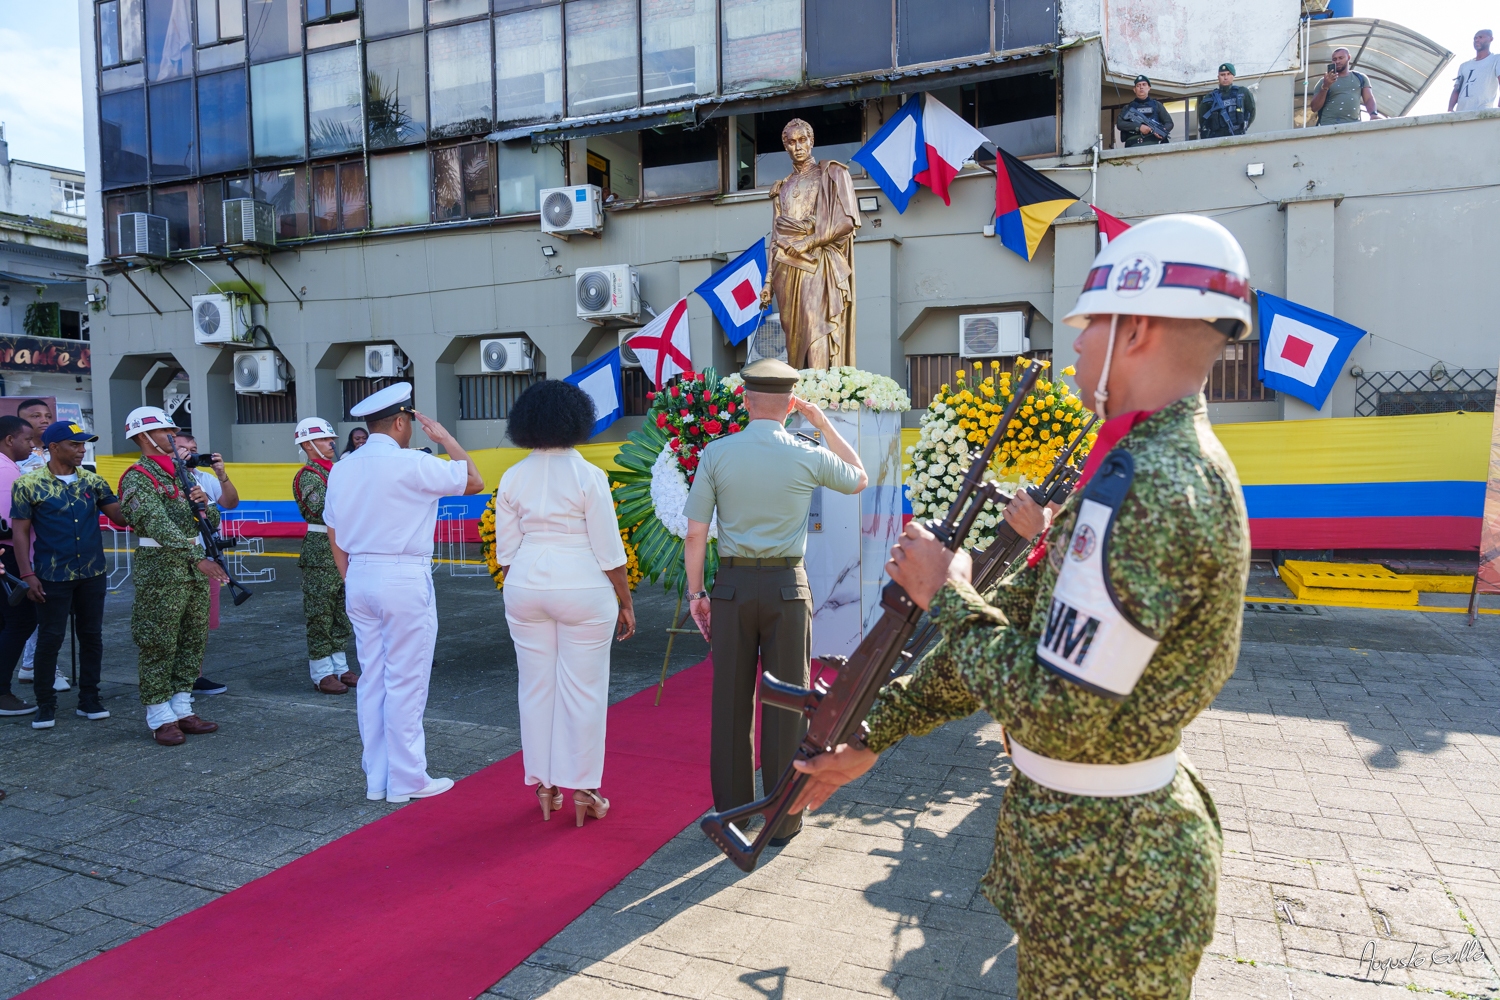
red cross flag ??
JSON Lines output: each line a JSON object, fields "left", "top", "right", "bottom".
{"left": 626, "top": 297, "right": 693, "bottom": 389}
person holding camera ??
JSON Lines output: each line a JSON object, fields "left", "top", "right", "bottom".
{"left": 1311, "top": 48, "right": 1377, "bottom": 126}
{"left": 118, "top": 407, "right": 229, "bottom": 746}
{"left": 0, "top": 415, "right": 39, "bottom": 718}
{"left": 11, "top": 421, "right": 127, "bottom": 730}
{"left": 173, "top": 432, "right": 237, "bottom": 696}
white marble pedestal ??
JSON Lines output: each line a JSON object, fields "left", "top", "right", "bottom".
{"left": 792, "top": 410, "right": 904, "bottom": 659}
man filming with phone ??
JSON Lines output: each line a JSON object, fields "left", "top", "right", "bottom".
{"left": 1311, "top": 47, "right": 1378, "bottom": 126}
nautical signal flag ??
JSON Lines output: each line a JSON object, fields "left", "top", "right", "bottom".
{"left": 1255, "top": 290, "right": 1368, "bottom": 411}
{"left": 853, "top": 94, "right": 989, "bottom": 212}
{"left": 694, "top": 239, "right": 768, "bottom": 345}
{"left": 626, "top": 297, "right": 692, "bottom": 389}
{"left": 564, "top": 347, "right": 624, "bottom": 437}
{"left": 1091, "top": 205, "right": 1132, "bottom": 248}
{"left": 994, "top": 148, "right": 1079, "bottom": 261}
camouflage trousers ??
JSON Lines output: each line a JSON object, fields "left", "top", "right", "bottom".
{"left": 132, "top": 551, "right": 210, "bottom": 706}
{"left": 995, "top": 765, "right": 1222, "bottom": 1000}
{"left": 301, "top": 564, "right": 352, "bottom": 660}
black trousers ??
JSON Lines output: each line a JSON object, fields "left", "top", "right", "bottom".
{"left": 0, "top": 547, "right": 36, "bottom": 699}
{"left": 33, "top": 574, "right": 107, "bottom": 709}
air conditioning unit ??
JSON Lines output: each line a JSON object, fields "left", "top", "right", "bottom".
{"left": 117, "top": 212, "right": 169, "bottom": 258}
{"left": 223, "top": 198, "right": 277, "bottom": 247}
{"left": 540, "top": 184, "right": 603, "bottom": 236}
{"left": 958, "top": 311, "right": 1028, "bottom": 357}
{"left": 744, "top": 313, "right": 788, "bottom": 365}
{"left": 575, "top": 264, "right": 640, "bottom": 322}
{"left": 191, "top": 293, "right": 253, "bottom": 345}
{"left": 364, "top": 343, "right": 406, "bottom": 378}
{"left": 477, "top": 337, "right": 534, "bottom": 374}
{"left": 233, "top": 350, "right": 287, "bottom": 394}
{"left": 618, "top": 328, "right": 643, "bottom": 368}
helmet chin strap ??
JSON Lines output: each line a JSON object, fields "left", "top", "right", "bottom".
{"left": 1093, "top": 315, "right": 1121, "bottom": 421}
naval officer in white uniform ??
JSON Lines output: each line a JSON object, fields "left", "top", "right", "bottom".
{"left": 324, "top": 383, "right": 485, "bottom": 803}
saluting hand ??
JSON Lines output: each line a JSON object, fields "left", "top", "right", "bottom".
{"left": 412, "top": 411, "right": 457, "bottom": 450}
{"left": 789, "top": 396, "right": 829, "bottom": 429}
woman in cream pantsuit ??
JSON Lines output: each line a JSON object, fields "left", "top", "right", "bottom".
{"left": 494, "top": 381, "right": 635, "bottom": 827}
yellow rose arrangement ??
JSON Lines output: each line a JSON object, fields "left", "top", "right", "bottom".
{"left": 479, "top": 488, "right": 642, "bottom": 592}
{"left": 906, "top": 358, "right": 1096, "bottom": 550}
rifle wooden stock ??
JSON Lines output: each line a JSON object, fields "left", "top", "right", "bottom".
{"left": 699, "top": 363, "right": 1043, "bottom": 872}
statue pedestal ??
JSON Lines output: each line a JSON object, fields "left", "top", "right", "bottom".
{"left": 795, "top": 410, "right": 905, "bottom": 659}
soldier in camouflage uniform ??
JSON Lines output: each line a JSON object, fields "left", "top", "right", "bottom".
{"left": 292, "top": 418, "right": 357, "bottom": 694}
{"left": 117, "top": 407, "right": 230, "bottom": 746}
{"left": 792, "top": 215, "right": 1254, "bottom": 999}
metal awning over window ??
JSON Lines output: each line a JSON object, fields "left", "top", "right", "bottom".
{"left": 1305, "top": 18, "right": 1453, "bottom": 116}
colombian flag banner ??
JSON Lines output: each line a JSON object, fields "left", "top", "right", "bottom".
{"left": 994, "top": 148, "right": 1078, "bottom": 261}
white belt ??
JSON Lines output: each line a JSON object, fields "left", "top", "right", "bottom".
{"left": 1008, "top": 736, "right": 1179, "bottom": 797}
{"left": 305, "top": 524, "right": 328, "bottom": 534}
{"left": 349, "top": 553, "right": 430, "bottom": 566}
{"left": 136, "top": 536, "right": 203, "bottom": 548}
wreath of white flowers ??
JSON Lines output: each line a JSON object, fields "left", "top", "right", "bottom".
{"left": 905, "top": 406, "right": 1027, "bottom": 552}
{"left": 649, "top": 445, "right": 718, "bottom": 541}
{"left": 720, "top": 367, "right": 911, "bottom": 412}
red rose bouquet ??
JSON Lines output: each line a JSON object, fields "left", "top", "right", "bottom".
{"left": 647, "top": 368, "right": 748, "bottom": 483}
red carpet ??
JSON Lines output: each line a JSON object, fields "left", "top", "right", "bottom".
{"left": 23, "top": 660, "right": 715, "bottom": 1000}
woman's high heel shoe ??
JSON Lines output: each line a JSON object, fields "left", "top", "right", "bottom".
{"left": 574, "top": 789, "right": 609, "bottom": 827}
{"left": 536, "top": 784, "right": 563, "bottom": 821}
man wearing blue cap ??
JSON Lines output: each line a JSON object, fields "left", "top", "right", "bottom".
{"left": 325, "top": 383, "right": 484, "bottom": 803}
{"left": 10, "top": 421, "right": 126, "bottom": 729}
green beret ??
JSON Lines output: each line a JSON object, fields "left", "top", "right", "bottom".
{"left": 740, "top": 358, "right": 800, "bottom": 392}
{"left": 1219, "top": 62, "right": 1236, "bottom": 75}
{"left": 1134, "top": 74, "right": 1151, "bottom": 85}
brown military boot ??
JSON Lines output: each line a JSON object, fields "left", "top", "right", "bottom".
{"left": 317, "top": 675, "right": 348, "bottom": 694}
{"left": 176, "top": 715, "right": 219, "bottom": 735}
{"left": 153, "top": 722, "right": 186, "bottom": 746}
{"left": 338, "top": 672, "right": 359, "bottom": 688}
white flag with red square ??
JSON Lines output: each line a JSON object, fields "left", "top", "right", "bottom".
{"left": 693, "top": 239, "right": 768, "bottom": 345}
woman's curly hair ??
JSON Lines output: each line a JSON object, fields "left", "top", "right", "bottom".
{"left": 506, "top": 379, "right": 597, "bottom": 449}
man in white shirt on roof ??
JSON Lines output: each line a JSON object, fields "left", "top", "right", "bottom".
{"left": 324, "top": 383, "right": 484, "bottom": 805}
{"left": 1450, "top": 29, "right": 1500, "bottom": 112}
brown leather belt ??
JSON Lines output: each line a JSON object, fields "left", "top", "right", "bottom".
{"left": 722, "top": 557, "right": 803, "bottom": 568}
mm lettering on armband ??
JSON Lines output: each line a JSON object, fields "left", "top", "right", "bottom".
{"left": 1041, "top": 597, "right": 1099, "bottom": 665}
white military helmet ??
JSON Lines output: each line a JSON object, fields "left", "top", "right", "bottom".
{"left": 1062, "top": 213, "right": 1252, "bottom": 340}
{"left": 293, "top": 417, "right": 337, "bottom": 446}
{"left": 123, "top": 406, "right": 177, "bottom": 440}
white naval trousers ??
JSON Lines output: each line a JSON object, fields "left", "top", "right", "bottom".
{"left": 504, "top": 585, "right": 616, "bottom": 790}
{"left": 345, "top": 554, "right": 438, "bottom": 797}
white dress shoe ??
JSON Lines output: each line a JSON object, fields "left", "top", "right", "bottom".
{"left": 367, "top": 789, "right": 386, "bottom": 801}
{"left": 387, "top": 777, "right": 454, "bottom": 804}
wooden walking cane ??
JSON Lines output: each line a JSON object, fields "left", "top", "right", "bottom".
{"left": 655, "top": 592, "right": 700, "bottom": 706}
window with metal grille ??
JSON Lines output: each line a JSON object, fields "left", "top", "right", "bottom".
{"left": 905, "top": 352, "right": 1052, "bottom": 410}
{"left": 1354, "top": 367, "right": 1496, "bottom": 417}
{"left": 341, "top": 377, "right": 414, "bottom": 420}
{"left": 622, "top": 366, "right": 651, "bottom": 416}
{"left": 457, "top": 373, "right": 540, "bottom": 420}
{"left": 1207, "top": 341, "right": 1275, "bottom": 402}
{"left": 236, "top": 382, "right": 298, "bottom": 424}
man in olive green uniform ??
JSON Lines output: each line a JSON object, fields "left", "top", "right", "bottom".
{"left": 1197, "top": 63, "right": 1257, "bottom": 138}
{"left": 792, "top": 215, "right": 1254, "bottom": 998}
{"left": 292, "top": 418, "right": 357, "bottom": 694}
{"left": 684, "top": 358, "right": 867, "bottom": 843}
{"left": 117, "top": 407, "right": 230, "bottom": 746}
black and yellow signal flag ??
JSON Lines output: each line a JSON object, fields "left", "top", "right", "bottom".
{"left": 993, "top": 148, "right": 1080, "bottom": 261}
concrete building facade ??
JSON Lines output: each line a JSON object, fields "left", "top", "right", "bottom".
{"left": 76, "top": 0, "right": 1495, "bottom": 461}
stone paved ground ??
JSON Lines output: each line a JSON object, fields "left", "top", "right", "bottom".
{"left": 3, "top": 557, "right": 1499, "bottom": 999}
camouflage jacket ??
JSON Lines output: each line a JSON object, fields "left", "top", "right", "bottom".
{"left": 293, "top": 463, "right": 334, "bottom": 568}
{"left": 118, "top": 460, "right": 220, "bottom": 568}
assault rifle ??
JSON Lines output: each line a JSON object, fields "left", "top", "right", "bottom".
{"left": 700, "top": 362, "right": 1044, "bottom": 872}
{"left": 167, "top": 433, "right": 252, "bottom": 607}
{"left": 899, "top": 413, "right": 1098, "bottom": 669}
{"left": 1119, "top": 105, "right": 1169, "bottom": 142}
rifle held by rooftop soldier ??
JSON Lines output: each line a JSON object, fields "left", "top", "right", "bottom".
{"left": 167, "top": 433, "right": 252, "bottom": 607}
{"left": 1119, "top": 105, "right": 1169, "bottom": 141}
{"left": 699, "top": 361, "right": 1044, "bottom": 873}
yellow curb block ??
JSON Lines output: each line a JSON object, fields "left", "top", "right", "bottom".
{"left": 1244, "top": 595, "right": 1498, "bottom": 616}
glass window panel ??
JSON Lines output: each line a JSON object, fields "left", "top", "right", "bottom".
{"left": 340, "top": 161, "right": 367, "bottom": 226}
{"left": 105, "top": 189, "right": 149, "bottom": 250}
{"left": 362, "top": 0, "right": 422, "bottom": 36}
{"left": 428, "top": 21, "right": 492, "bottom": 138}
{"left": 721, "top": 0, "right": 800, "bottom": 92}
{"left": 147, "top": 0, "right": 194, "bottom": 80}
{"left": 308, "top": 20, "right": 361, "bottom": 46}
{"left": 152, "top": 183, "right": 202, "bottom": 249}
{"left": 308, "top": 46, "right": 364, "bottom": 156}
{"left": 255, "top": 166, "right": 309, "bottom": 237}
{"left": 101, "top": 90, "right": 150, "bottom": 186}
{"left": 198, "top": 69, "right": 250, "bottom": 172}
{"left": 246, "top": 0, "right": 301, "bottom": 61}
{"left": 433, "top": 142, "right": 493, "bottom": 220}
{"left": 641, "top": 124, "right": 719, "bottom": 199}
{"left": 250, "top": 56, "right": 307, "bottom": 161}
{"left": 149, "top": 79, "right": 197, "bottom": 178}
{"left": 428, "top": 0, "right": 486, "bottom": 24}
{"left": 898, "top": 0, "right": 988, "bottom": 65}
{"left": 366, "top": 33, "right": 427, "bottom": 147}
{"left": 102, "top": 63, "right": 148, "bottom": 91}
{"left": 312, "top": 163, "right": 339, "bottom": 230}
{"left": 432, "top": 146, "right": 461, "bottom": 219}
{"left": 497, "top": 139, "right": 563, "bottom": 215}
{"left": 565, "top": 0, "right": 638, "bottom": 115}
{"left": 997, "top": 0, "right": 1056, "bottom": 51}
{"left": 642, "top": 0, "right": 716, "bottom": 103}
{"left": 203, "top": 177, "right": 225, "bottom": 242}
{"left": 197, "top": 39, "right": 245, "bottom": 70}
{"left": 122, "top": 0, "right": 145, "bottom": 62}
{"left": 197, "top": 0, "right": 218, "bottom": 43}
{"left": 495, "top": 0, "right": 556, "bottom": 9}
{"left": 220, "top": 0, "right": 244, "bottom": 37}
{"left": 101, "top": 1, "right": 122, "bottom": 66}
{"left": 370, "top": 149, "right": 426, "bottom": 227}
{"left": 805, "top": 0, "right": 891, "bottom": 79}
{"left": 495, "top": 7, "right": 562, "bottom": 123}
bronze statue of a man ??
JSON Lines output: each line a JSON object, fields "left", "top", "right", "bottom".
{"left": 759, "top": 119, "right": 861, "bottom": 370}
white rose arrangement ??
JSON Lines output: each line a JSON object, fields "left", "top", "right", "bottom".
{"left": 905, "top": 407, "right": 1026, "bottom": 551}
{"left": 721, "top": 366, "right": 911, "bottom": 413}
{"left": 649, "top": 445, "right": 718, "bottom": 541}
